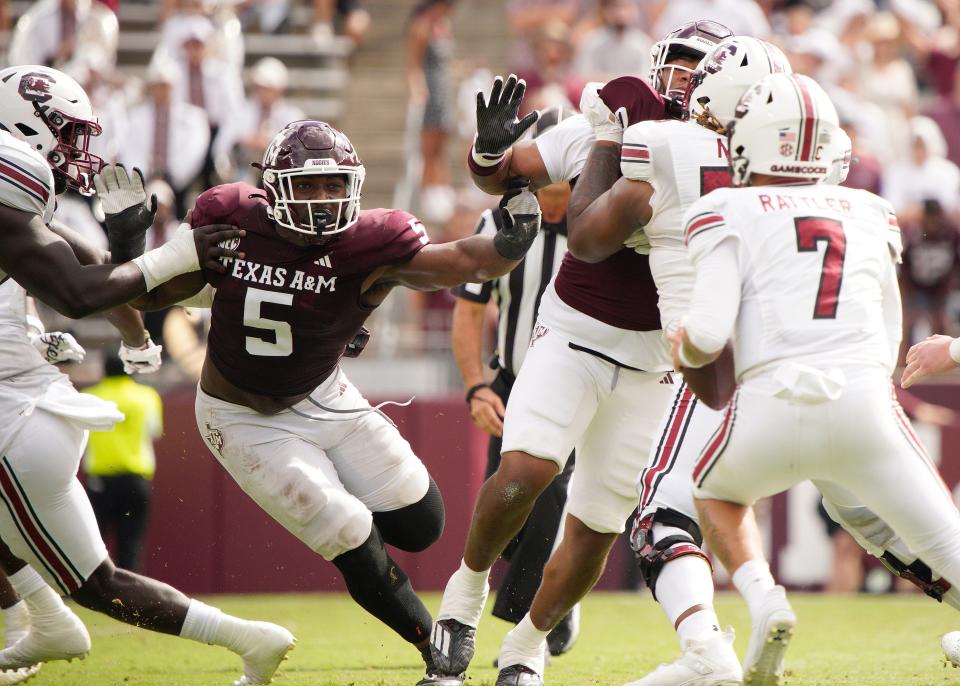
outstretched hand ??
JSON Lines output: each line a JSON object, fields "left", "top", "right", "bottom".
{"left": 96, "top": 164, "right": 158, "bottom": 263}
{"left": 491, "top": 178, "right": 541, "bottom": 260}
{"left": 902, "top": 334, "right": 959, "bottom": 388}
{"left": 474, "top": 74, "right": 540, "bottom": 157}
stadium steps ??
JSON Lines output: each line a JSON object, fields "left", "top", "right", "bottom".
{"left": 0, "top": 0, "right": 351, "bottom": 121}
{"left": 342, "top": 0, "right": 508, "bottom": 209}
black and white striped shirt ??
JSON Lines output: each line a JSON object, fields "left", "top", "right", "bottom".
{"left": 453, "top": 211, "right": 568, "bottom": 377}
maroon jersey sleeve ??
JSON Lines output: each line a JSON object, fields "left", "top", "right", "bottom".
{"left": 189, "top": 183, "right": 250, "bottom": 229}
{"left": 338, "top": 208, "right": 430, "bottom": 270}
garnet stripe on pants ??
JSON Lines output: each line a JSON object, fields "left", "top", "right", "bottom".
{"left": 693, "top": 392, "right": 739, "bottom": 486}
{"left": 639, "top": 385, "right": 696, "bottom": 510}
{"left": 890, "top": 400, "right": 955, "bottom": 506}
{"left": 0, "top": 458, "right": 83, "bottom": 593}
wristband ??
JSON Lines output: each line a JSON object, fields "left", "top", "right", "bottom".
{"left": 949, "top": 337, "right": 960, "bottom": 365}
{"left": 677, "top": 341, "right": 701, "bottom": 369}
{"left": 465, "top": 382, "right": 490, "bottom": 404}
{"left": 132, "top": 224, "right": 199, "bottom": 291}
{"left": 468, "top": 140, "right": 506, "bottom": 177}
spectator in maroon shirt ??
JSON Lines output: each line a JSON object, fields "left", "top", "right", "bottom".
{"left": 900, "top": 198, "right": 960, "bottom": 362}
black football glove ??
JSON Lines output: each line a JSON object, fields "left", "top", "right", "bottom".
{"left": 474, "top": 74, "right": 540, "bottom": 157}
{"left": 492, "top": 178, "right": 541, "bottom": 260}
{"left": 95, "top": 164, "right": 158, "bottom": 263}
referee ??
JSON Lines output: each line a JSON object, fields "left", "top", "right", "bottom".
{"left": 451, "top": 106, "right": 579, "bottom": 657}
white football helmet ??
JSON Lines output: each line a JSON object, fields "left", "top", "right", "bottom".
{"left": 649, "top": 20, "right": 733, "bottom": 101}
{"left": 728, "top": 73, "right": 840, "bottom": 187}
{"left": 822, "top": 127, "right": 852, "bottom": 186}
{"left": 687, "top": 36, "right": 792, "bottom": 135}
{"left": 0, "top": 65, "right": 103, "bottom": 195}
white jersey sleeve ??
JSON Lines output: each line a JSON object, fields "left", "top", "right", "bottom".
{"left": 620, "top": 121, "right": 655, "bottom": 182}
{"left": 683, "top": 188, "right": 737, "bottom": 260}
{"left": 0, "top": 131, "right": 55, "bottom": 225}
{"left": 534, "top": 114, "right": 594, "bottom": 183}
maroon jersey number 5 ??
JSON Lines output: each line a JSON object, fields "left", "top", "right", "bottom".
{"left": 244, "top": 288, "right": 294, "bottom": 356}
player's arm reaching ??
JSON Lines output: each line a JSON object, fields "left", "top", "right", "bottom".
{"left": 381, "top": 182, "right": 542, "bottom": 290}
{"left": 467, "top": 74, "right": 552, "bottom": 194}
{"left": 567, "top": 80, "right": 660, "bottom": 262}
{"left": 0, "top": 203, "right": 242, "bottom": 319}
{"left": 670, "top": 200, "right": 742, "bottom": 401}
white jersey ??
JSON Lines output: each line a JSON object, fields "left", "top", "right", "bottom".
{"left": 684, "top": 184, "right": 902, "bottom": 379}
{"left": 0, "top": 129, "right": 57, "bottom": 282}
{"left": 620, "top": 119, "right": 730, "bottom": 331}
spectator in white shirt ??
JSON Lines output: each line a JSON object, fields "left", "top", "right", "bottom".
{"left": 883, "top": 116, "right": 960, "bottom": 225}
{"left": 120, "top": 58, "right": 209, "bottom": 216}
{"left": 649, "top": 0, "right": 770, "bottom": 41}
{"left": 213, "top": 57, "right": 305, "bottom": 184}
{"left": 7, "top": 0, "right": 117, "bottom": 68}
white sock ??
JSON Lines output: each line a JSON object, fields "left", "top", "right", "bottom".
{"left": 732, "top": 559, "right": 776, "bottom": 621}
{"left": 8, "top": 567, "right": 63, "bottom": 618}
{"left": 180, "top": 599, "right": 224, "bottom": 645}
{"left": 498, "top": 614, "right": 548, "bottom": 675}
{"left": 2, "top": 601, "right": 29, "bottom": 647}
{"left": 436, "top": 559, "right": 490, "bottom": 627}
{"left": 656, "top": 555, "right": 720, "bottom": 644}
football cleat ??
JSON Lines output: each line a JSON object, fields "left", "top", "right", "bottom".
{"left": 0, "top": 665, "right": 39, "bottom": 685}
{"left": 232, "top": 621, "right": 296, "bottom": 685}
{"left": 417, "top": 642, "right": 464, "bottom": 686}
{"left": 546, "top": 605, "right": 580, "bottom": 657}
{"left": 0, "top": 607, "right": 89, "bottom": 669}
{"left": 623, "top": 628, "right": 741, "bottom": 686}
{"left": 429, "top": 619, "right": 476, "bottom": 676}
{"left": 743, "top": 586, "right": 796, "bottom": 686}
{"left": 496, "top": 664, "right": 544, "bottom": 686}
{"left": 941, "top": 631, "right": 960, "bottom": 667}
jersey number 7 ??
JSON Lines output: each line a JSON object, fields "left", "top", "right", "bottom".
{"left": 794, "top": 216, "right": 846, "bottom": 319}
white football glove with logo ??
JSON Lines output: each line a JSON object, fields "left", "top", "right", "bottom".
{"left": 119, "top": 335, "right": 163, "bottom": 374}
{"left": 31, "top": 332, "right": 86, "bottom": 364}
{"left": 579, "top": 82, "right": 628, "bottom": 143}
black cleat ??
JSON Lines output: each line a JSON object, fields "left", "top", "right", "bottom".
{"left": 546, "top": 605, "right": 580, "bottom": 657}
{"left": 417, "top": 643, "right": 464, "bottom": 686}
{"left": 495, "top": 664, "right": 543, "bottom": 686}
{"left": 428, "top": 619, "right": 476, "bottom": 676}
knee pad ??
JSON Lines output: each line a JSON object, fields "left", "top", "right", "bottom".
{"left": 373, "top": 477, "right": 445, "bottom": 552}
{"left": 630, "top": 508, "right": 711, "bottom": 600}
{"left": 317, "top": 507, "right": 372, "bottom": 561}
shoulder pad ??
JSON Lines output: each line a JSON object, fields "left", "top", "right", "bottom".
{"left": 191, "top": 182, "right": 261, "bottom": 227}
{"left": 599, "top": 76, "right": 666, "bottom": 126}
{"left": 0, "top": 139, "right": 54, "bottom": 220}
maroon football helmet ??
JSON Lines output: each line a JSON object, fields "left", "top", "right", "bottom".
{"left": 649, "top": 21, "right": 734, "bottom": 103}
{"left": 260, "top": 120, "right": 366, "bottom": 236}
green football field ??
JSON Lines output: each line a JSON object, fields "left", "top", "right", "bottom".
{"left": 27, "top": 591, "right": 960, "bottom": 685}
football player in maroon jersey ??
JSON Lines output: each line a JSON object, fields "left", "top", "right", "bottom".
{"left": 127, "top": 119, "right": 541, "bottom": 684}
{"left": 428, "top": 24, "right": 734, "bottom": 686}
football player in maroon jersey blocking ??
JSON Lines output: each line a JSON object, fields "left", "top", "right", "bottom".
{"left": 129, "top": 119, "right": 542, "bottom": 684}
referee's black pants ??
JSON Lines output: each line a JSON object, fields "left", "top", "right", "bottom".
{"left": 485, "top": 370, "right": 575, "bottom": 624}
{"left": 85, "top": 474, "right": 152, "bottom": 573}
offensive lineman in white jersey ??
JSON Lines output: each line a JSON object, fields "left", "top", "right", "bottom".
{"left": 674, "top": 72, "right": 960, "bottom": 676}
{"left": 428, "top": 21, "right": 733, "bottom": 686}
{"left": 0, "top": 65, "right": 296, "bottom": 685}
{"left": 568, "top": 36, "right": 794, "bottom": 686}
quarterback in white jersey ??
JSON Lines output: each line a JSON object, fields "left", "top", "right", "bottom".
{"left": 676, "top": 72, "right": 960, "bottom": 679}
{"left": 569, "top": 36, "right": 795, "bottom": 686}
{"left": 0, "top": 64, "right": 294, "bottom": 684}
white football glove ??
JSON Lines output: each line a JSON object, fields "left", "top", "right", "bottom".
{"left": 31, "top": 331, "right": 86, "bottom": 365}
{"left": 119, "top": 335, "right": 163, "bottom": 374}
{"left": 624, "top": 227, "right": 651, "bottom": 255}
{"left": 579, "top": 82, "right": 627, "bottom": 144}
{"left": 94, "top": 164, "right": 151, "bottom": 215}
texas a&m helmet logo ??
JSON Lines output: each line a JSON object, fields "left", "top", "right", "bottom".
{"left": 18, "top": 72, "right": 55, "bottom": 103}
